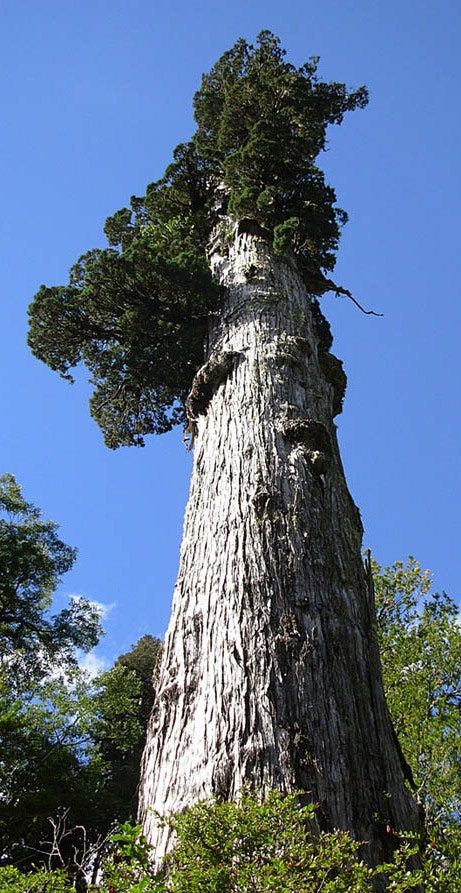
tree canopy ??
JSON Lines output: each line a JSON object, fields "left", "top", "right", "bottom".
{"left": 373, "top": 557, "right": 460, "bottom": 850}
{"left": 0, "top": 473, "right": 101, "bottom": 685}
{"left": 28, "top": 31, "right": 367, "bottom": 448}
{"left": 1, "top": 624, "right": 161, "bottom": 876}
{"left": 0, "top": 474, "right": 162, "bottom": 876}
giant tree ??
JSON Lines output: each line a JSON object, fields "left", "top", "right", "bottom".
{"left": 28, "top": 32, "right": 421, "bottom": 868}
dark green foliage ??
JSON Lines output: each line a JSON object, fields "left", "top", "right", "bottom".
{"left": 0, "top": 474, "right": 162, "bottom": 875}
{"left": 28, "top": 32, "right": 367, "bottom": 448}
{"left": 0, "top": 866, "right": 74, "bottom": 892}
{"left": 0, "top": 474, "right": 101, "bottom": 683}
{"left": 0, "top": 673, "right": 103, "bottom": 875}
{"left": 0, "top": 473, "right": 102, "bottom": 872}
{"left": 0, "top": 636, "right": 161, "bottom": 875}
{"left": 116, "top": 634, "right": 162, "bottom": 731}
{"left": 194, "top": 31, "right": 367, "bottom": 274}
{"left": 160, "top": 791, "right": 374, "bottom": 892}
{"left": 0, "top": 644, "right": 160, "bottom": 875}
{"left": 28, "top": 233, "right": 220, "bottom": 448}
{"left": 91, "top": 635, "right": 162, "bottom": 827}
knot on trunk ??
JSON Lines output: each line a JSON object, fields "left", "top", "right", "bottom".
{"left": 253, "top": 488, "right": 277, "bottom": 518}
{"left": 291, "top": 727, "right": 319, "bottom": 777}
{"left": 212, "top": 760, "right": 234, "bottom": 799}
{"left": 275, "top": 335, "right": 312, "bottom": 372}
{"left": 186, "top": 350, "right": 241, "bottom": 438}
{"left": 282, "top": 418, "right": 331, "bottom": 474}
{"left": 275, "top": 611, "right": 308, "bottom": 668}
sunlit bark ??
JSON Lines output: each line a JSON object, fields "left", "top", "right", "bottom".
{"left": 139, "top": 227, "right": 419, "bottom": 866}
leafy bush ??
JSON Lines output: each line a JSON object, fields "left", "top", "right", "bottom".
{"left": 3, "top": 790, "right": 460, "bottom": 891}
{"left": 160, "top": 790, "right": 373, "bottom": 892}
{"left": 0, "top": 866, "right": 73, "bottom": 892}
{"left": 97, "top": 791, "right": 449, "bottom": 892}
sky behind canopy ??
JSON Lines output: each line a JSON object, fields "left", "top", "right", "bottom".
{"left": 1, "top": 0, "right": 460, "bottom": 668}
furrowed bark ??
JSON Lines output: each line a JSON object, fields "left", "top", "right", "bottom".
{"left": 139, "top": 226, "right": 420, "bottom": 867}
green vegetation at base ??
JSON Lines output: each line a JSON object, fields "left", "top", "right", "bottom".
{"left": 1, "top": 790, "right": 458, "bottom": 892}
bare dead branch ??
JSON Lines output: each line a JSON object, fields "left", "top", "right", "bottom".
{"left": 313, "top": 274, "right": 384, "bottom": 316}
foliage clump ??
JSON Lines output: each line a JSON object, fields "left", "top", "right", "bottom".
{"left": 28, "top": 31, "right": 367, "bottom": 448}
{"left": 0, "top": 632, "right": 161, "bottom": 879}
{"left": 158, "top": 790, "right": 374, "bottom": 892}
{"left": 193, "top": 32, "right": 367, "bottom": 274}
{"left": 0, "top": 866, "right": 73, "bottom": 892}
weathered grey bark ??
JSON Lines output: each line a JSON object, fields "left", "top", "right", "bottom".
{"left": 139, "top": 225, "right": 420, "bottom": 866}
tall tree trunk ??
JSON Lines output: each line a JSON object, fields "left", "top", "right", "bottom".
{"left": 139, "top": 226, "right": 420, "bottom": 866}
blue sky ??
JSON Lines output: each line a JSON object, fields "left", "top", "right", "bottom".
{"left": 1, "top": 0, "right": 460, "bottom": 668}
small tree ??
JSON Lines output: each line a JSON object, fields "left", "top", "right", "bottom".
{"left": 373, "top": 557, "right": 460, "bottom": 853}
{"left": 0, "top": 473, "right": 101, "bottom": 685}
{"left": 89, "top": 635, "right": 162, "bottom": 830}
{"left": 0, "top": 636, "right": 161, "bottom": 876}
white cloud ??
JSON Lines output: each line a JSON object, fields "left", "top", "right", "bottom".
{"left": 89, "top": 599, "right": 116, "bottom": 621}
{"left": 78, "top": 651, "right": 109, "bottom": 680}
{"left": 68, "top": 594, "right": 117, "bottom": 621}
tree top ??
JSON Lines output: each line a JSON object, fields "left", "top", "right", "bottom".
{"left": 28, "top": 32, "right": 367, "bottom": 448}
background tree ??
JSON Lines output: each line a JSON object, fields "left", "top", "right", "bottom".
{"left": 89, "top": 635, "right": 162, "bottom": 834}
{"left": 0, "top": 473, "right": 101, "bottom": 876}
{"left": 0, "top": 473, "right": 101, "bottom": 684}
{"left": 0, "top": 636, "right": 161, "bottom": 875}
{"left": 0, "top": 636, "right": 161, "bottom": 877}
{"left": 373, "top": 557, "right": 460, "bottom": 860}
{"left": 0, "top": 669, "right": 101, "bottom": 876}
{"left": 27, "top": 31, "right": 420, "bottom": 868}
{"left": 0, "top": 473, "right": 162, "bottom": 879}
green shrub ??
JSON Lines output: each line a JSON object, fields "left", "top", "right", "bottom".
{"left": 3, "top": 791, "right": 459, "bottom": 891}
{"left": 0, "top": 866, "right": 73, "bottom": 893}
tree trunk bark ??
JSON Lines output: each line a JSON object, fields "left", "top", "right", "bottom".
{"left": 139, "top": 226, "right": 420, "bottom": 867}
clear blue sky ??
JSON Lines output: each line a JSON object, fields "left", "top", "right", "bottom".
{"left": 1, "top": 0, "right": 460, "bottom": 669}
